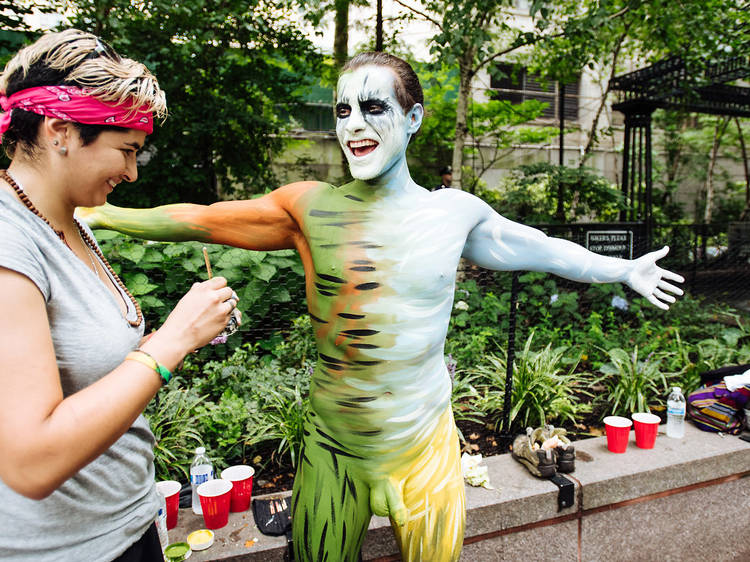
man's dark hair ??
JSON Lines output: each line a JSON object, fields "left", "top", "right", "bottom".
{"left": 342, "top": 52, "right": 423, "bottom": 115}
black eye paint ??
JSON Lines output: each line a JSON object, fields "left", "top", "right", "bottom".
{"left": 336, "top": 103, "right": 351, "bottom": 118}
{"left": 358, "top": 98, "right": 391, "bottom": 116}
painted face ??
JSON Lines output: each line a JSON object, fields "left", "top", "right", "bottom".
{"left": 68, "top": 128, "right": 145, "bottom": 207}
{"left": 335, "top": 65, "right": 422, "bottom": 181}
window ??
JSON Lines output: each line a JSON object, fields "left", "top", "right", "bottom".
{"left": 490, "top": 63, "right": 580, "bottom": 121}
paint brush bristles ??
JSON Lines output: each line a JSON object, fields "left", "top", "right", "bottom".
{"left": 202, "top": 247, "right": 213, "bottom": 279}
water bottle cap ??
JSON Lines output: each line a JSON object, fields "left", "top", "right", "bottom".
{"left": 195, "top": 446, "right": 206, "bottom": 455}
{"left": 672, "top": 386, "right": 681, "bottom": 393}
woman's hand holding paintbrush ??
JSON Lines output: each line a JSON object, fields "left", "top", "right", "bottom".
{"left": 203, "top": 247, "right": 242, "bottom": 344}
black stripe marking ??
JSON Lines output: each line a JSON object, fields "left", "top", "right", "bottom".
{"left": 351, "top": 396, "right": 377, "bottom": 402}
{"left": 326, "top": 221, "right": 362, "bottom": 228}
{"left": 350, "top": 343, "right": 378, "bottom": 349}
{"left": 317, "top": 273, "right": 347, "bottom": 284}
{"left": 352, "top": 259, "right": 373, "bottom": 264}
{"left": 345, "top": 194, "right": 364, "bottom": 201}
{"left": 355, "top": 282, "right": 380, "bottom": 290}
{"left": 338, "top": 312, "right": 365, "bottom": 319}
{"left": 350, "top": 266, "right": 376, "bottom": 271}
{"left": 322, "top": 363, "right": 346, "bottom": 372}
{"left": 317, "top": 290, "right": 336, "bottom": 296}
{"left": 316, "top": 428, "right": 351, "bottom": 452}
{"left": 319, "top": 353, "right": 351, "bottom": 365}
{"left": 340, "top": 329, "right": 379, "bottom": 336}
{"left": 309, "top": 209, "right": 343, "bottom": 217}
{"left": 318, "top": 441, "right": 364, "bottom": 460}
{"left": 317, "top": 520, "right": 328, "bottom": 561}
{"left": 304, "top": 511, "right": 311, "bottom": 554}
{"left": 309, "top": 313, "right": 328, "bottom": 324}
{"left": 335, "top": 400, "right": 365, "bottom": 409}
{"left": 354, "top": 359, "right": 382, "bottom": 365}
{"left": 352, "top": 429, "right": 382, "bottom": 436}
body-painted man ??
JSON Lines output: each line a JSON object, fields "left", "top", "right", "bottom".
{"left": 80, "top": 52, "right": 684, "bottom": 561}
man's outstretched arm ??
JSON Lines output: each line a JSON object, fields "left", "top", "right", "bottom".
{"left": 463, "top": 200, "right": 684, "bottom": 310}
{"left": 77, "top": 182, "right": 316, "bottom": 251}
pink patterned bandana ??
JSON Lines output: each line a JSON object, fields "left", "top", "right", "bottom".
{"left": 0, "top": 85, "right": 153, "bottom": 143}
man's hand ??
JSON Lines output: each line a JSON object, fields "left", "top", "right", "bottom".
{"left": 625, "top": 246, "right": 684, "bottom": 310}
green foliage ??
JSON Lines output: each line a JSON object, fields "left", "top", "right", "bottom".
{"left": 462, "top": 99, "right": 558, "bottom": 194}
{"left": 95, "top": 232, "right": 307, "bottom": 357}
{"left": 472, "top": 332, "right": 591, "bottom": 432}
{"left": 246, "top": 384, "right": 309, "bottom": 468}
{"left": 64, "top": 0, "right": 322, "bottom": 206}
{"left": 480, "top": 163, "right": 624, "bottom": 223}
{"left": 448, "top": 356, "right": 483, "bottom": 435}
{"left": 145, "top": 387, "right": 206, "bottom": 482}
{"left": 407, "top": 63, "right": 460, "bottom": 189}
{"left": 596, "top": 346, "right": 668, "bottom": 417}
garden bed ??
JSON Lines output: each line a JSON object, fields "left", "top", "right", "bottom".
{"left": 145, "top": 273, "right": 750, "bottom": 492}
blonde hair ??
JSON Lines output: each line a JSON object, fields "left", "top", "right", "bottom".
{"left": 1, "top": 28, "right": 167, "bottom": 118}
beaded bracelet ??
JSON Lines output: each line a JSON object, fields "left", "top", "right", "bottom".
{"left": 125, "top": 349, "right": 172, "bottom": 385}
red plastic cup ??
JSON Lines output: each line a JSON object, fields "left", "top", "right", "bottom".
{"left": 197, "top": 479, "right": 233, "bottom": 529}
{"left": 603, "top": 415, "right": 632, "bottom": 453}
{"left": 221, "top": 465, "right": 255, "bottom": 513}
{"left": 155, "top": 480, "right": 181, "bottom": 530}
{"left": 632, "top": 412, "right": 660, "bottom": 449}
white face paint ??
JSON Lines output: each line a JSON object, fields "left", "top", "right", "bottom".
{"left": 335, "top": 65, "right": 422, "bottom": 181}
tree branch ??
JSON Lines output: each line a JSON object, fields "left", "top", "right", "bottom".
{"left": 393, "top": 0, "right": 443, "bottom": 31}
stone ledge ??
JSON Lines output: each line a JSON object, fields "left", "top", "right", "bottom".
{"left": 170, "top": 423, "right": 750, "bottom": 561}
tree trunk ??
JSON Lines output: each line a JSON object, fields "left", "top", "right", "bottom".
{"left": 703, "top": 117, "right": 730, "bottom": 224}
{"left": 375, "top": 0, "right": 383, "bottom": 51}
{"left": 451, "top": 51, "right": 475, "bottom": 192}
{"left": 334, "top": 0, "right": 350, "bottom": 181}
{"left": 581, "top": 29, "right": 628, "bottom": 164}
{"left": 334, "top": 0, "right": 349, "bottom": 70}
{"left": 735, "top": 117, "right": 750, "bottom": 220}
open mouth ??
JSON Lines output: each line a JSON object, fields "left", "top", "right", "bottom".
{"left": 348, "top": 139, "right": 378, "bottom": 157}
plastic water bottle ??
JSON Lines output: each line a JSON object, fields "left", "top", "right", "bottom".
{"left": 155, "top": 490, "right": 169, "bottom": 550}
{"left": 190, "top": 447, "right": 214, "bottom": 514}
{"left": 666, "top": 386, "right": 686, "bottom": 438}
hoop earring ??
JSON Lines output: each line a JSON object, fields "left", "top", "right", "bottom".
{"left": 59, "top": 146, "right": 68, "bottom": 156}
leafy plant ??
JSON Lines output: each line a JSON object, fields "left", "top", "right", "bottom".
{"left": 596, "top": 346, "right": 668, "bottom": 417}
{"left": 145, "top": 387, "right": 206, "bottom": 482}
{"left": 246, "top": 385, "right": 309, "bottom": 468}
{"left": 448, "top": 356, "right": 483, "bottom": 435}
{"left": 472, "top": 332, "right": 590, "bottom": 432}
{"left": 95, "top": 233, "right": 307, "bottom": 358}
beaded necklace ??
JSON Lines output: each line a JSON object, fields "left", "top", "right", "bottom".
{"left": 1, "top": 169, "right": 143, "bottom": 328}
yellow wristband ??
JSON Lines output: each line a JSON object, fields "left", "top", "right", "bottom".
{"left": 126, "top": 350, "right": 172, "bottom": 385}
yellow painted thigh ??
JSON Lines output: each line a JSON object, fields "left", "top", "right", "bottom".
{"left": 390, "top": 407, "right": 465, "bottom": 562}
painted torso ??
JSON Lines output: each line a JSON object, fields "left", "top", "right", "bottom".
{"left": 289, "top": 180, "right": 473, "bottom": 474}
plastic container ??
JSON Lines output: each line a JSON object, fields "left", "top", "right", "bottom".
{"left": 155, "top": 490, "right": 169, "bottom": 550}
{"left": 666, "top": 386, "right": 686, "bottom": 438}
{"left": 187, "top": 529, "right": 215, "bottom": 551}
{"left": 164, "top": 542, "right": 192, "bottom": 561}
{"left": 190, "top": 447, "right": 214, "bottom": 515}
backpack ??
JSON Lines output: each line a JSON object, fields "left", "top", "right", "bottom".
{"left": 687, "top": 379, "right": 750, "bottom": 434}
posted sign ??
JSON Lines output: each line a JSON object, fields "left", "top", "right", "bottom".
{"left": 585, "top": 230, "right": 633, "bottom": 259}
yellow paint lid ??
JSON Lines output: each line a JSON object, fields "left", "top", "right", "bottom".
{"left": 187, "top": 529, "right": 214, "bottom": 551}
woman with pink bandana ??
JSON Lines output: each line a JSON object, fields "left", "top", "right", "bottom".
{"left": 0, "top": 30, "right": 239, "bottom": 561}
{"left": 81, "top": 52, "right": 684, "bottom": 561}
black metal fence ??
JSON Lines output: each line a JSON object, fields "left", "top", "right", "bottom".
{"left": 532, "top": 221, "right": 750, "bottom": 307}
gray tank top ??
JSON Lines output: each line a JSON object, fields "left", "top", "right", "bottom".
{"left": 0, "top": 189, "right": 159, "bottom": 561}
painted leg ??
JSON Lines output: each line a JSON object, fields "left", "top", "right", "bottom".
{"left": 391, "top": 407, "right": 465, "bottom": 562}
{"left": 291, "top": 412, "right": 372, "bottom": 562}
